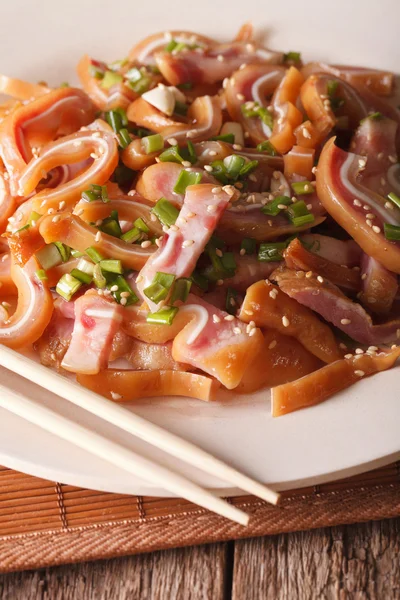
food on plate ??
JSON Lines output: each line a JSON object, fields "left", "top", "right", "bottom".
{"left": 0, "top": 24, "right": 399, "bottom": 414}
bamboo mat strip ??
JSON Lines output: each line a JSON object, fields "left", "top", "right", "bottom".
{"left": 0, "top": 462, "right": 399, "bottom": 572}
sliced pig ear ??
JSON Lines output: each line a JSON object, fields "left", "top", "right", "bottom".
{"left": 317, "top": 137, "right": 400, "bottom": 274}
{"left": 162, "top": 95, "right": 223, "bottom": 143}
{"left": 128, "top": 31, "right": 215, "bottom": 66}
{"left": 225, "top": 64, "right": 285, "bottom": 145}
{"left": 301, "top": 62, "right": 394, "bottom": 97}
{"left": 0, "top": 257, "right": 53, "bottom": 348}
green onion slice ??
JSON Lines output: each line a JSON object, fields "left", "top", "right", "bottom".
{"left": 384, "top": 223, "right": 400, "bottom": 241}
{"left": 99, "top": 259, "right": 123, "bottom": 274}
{"left": 173, "top": 170, "right": 202, "bottom": 194}
{"left": 387, "top": 192, "right": 400, "bottom": 210}
{"left": 262, "top": 195, "right": 292, "bottom": 217}
{"left": 56, "top": 273, "right": 82, "bottom": 301}
{"left": 258, "top": 242, "right": 287, "bottom": 262}
{"left": 86, "top": 247, "right": 105, "bottom": 263}
{"left": 146, "top": 306, "right": 179, "bottom": 325}
{"left": 142, "top": 133, "right": 164, "bottom": 155}
{"left": 70, "top": 268, "right": 93, "bottom": 284}
{"left": 152, "top": 198, "right": 180, "bottom": 227}
{"left": 291, "top": 181, "right": 314, "bottom": 195}
{"left": 240, "top": 238, "right": 257, "bottom": 255}
{"left": 256, "top": 140, "right": 278, "bottom": 155}
{"left": 170, "top": 278, "right": 192, "bottom": 304}
{"left": 101, "top": 70, "right": 123, "bottom": 90}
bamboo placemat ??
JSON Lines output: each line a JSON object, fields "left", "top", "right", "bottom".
{"left": 0, "top": 462, "right": 399, "bottom": 573}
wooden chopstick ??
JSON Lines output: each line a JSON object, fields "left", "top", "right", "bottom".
{"left": 0, "top": 378, "right": 249, "bottom": 526}
{"left": 0, "top": 346, "right": 279, "bottom": 506}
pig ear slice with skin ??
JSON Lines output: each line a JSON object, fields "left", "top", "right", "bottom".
{"left": 272, "top": 266, "right": 400, "bottom": 346}
{"left": 136, "top": 183, "right": 232, "bottom": 312}
{"left": 316, "top": 137, "right": 400, "bottom": 274}
{"left": 61, "top": 290, "right": 124, "bottom": 375}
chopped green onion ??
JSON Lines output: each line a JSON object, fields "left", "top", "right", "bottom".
{"left": 220, "top": 252, "right": 236, "bottom": 272}
{"left": 159, "top": 145, "right": 185, "bottom": 164}
{"left": 82, "top": 184, "right": 109, "bottom": 203}
{"left": 239, "top": 160, "right": 258, "bottom": 177}
{"left": 170, "top": 278, "right": 192, "bottom": 304}
{"left": 384, "top": 223, "right": 400, "bottom": 241}
{"left": 132, "top": 127, "right": 153, "bottom": 138}
{"left": 100, "top": 217, "right": 122, "bottom": 238}
{"left": 258, "top": 242, "right": 287, "bottom": 262}
{"left": 146, "top": 306, "right": 179, "bottom": 325}
{"left": 226, "top": 288, "right": 239, "bottom": 315}
{"left": 118, "top": 128, "right": 131, "bottom": 149}
{"left": 93, "top": 263, "right": 107, "bottom": 288}
{"left": 165, "top": 39, "right": 179, "bottom": 53}
{"left": 105, "top": 108, "right": 128, "bottom": 133}
{"left": 107, "top": 275, "right": 138, "bottom": 305}
{"left": 241, "top": 102, "right": 274, "bottom": 130}
{"left": 261, "top": 195, "right": 292, "bottom": 217}
{"left": 71, "top": 249, "right": 85, "bottom": 258}
{"left": 126, "top": 73, "right": 151, "bottom": 95}
{"left": 56, "top": 273, "right": 82, "bottom": 301}
{"left": 211, "top": 133, "right": 235, "bottom": 144}
{"left": 108, "top": 57, "right": 128, "bottom": 71}
{"left": 190, "top": 270, "right": 209, "bottom": 291}
{"left": 100, "top": 70, "right": 123, "bottom": 90}
{"left": 187, "top": 141, "right": 197, "bottom": 164}
{"left": 173, "top": 170, "right": 202, "bottom": 194}
{"left": 86, "top": 246, "right": 105, "bottom": 263}
{"left": 121, "top": 226, "right": 141, "bottom": 243}
{"left": 142, "top": 133, "right": 164, "bottom": 155}
{"left": 240, "top": 238, "right": 257, "bottom": 255}
{"left": 134, "top": 217, "right": 150, "bottom": 233}
{"left": 152, "top": 198, "right": 180, "bottom": 227}
{"left": 53, "top": 242, "right": 71, "bottom": 263}
{"left": 327, "top": 80, "right": 339, "bottom": 97}
{"left": 256, "top": 140, "right": 278, "bottom": 155}
{"left": 210, "top": 159, "right": 229, "bottom": 184}
{"left": 387, "top": 192, "right": 400, "bottom": 210}
{"left": 178, "top": 82, "right": 193, "bottom": 90}
{"left": 286, "top": 200, "right": 314, "bottom": 227}
{"left": 283, "top": 51, "right": 301, "bottom": 63}
{"left": 35, "top": 269, "right": 48, "bottom": 281}
{"left": 291, "top": 181, "right": 314, "bottom": 195}
{"left": 14, "top": 224, "right": 30, "bottom": 233}
{"left": 174, "top": 101, "right": 188, "bottom": 116}
{"left": 143, "top": 272, "right": 176, "bottom": 303}
{"left": 125, "top": 67, "right": 143, "bottom": 81}
{"left": 99, "top": 259, "right": 123, "bottom": 274}
{"left": 36, "top": 243, "right": 63, "bottom": 270}
{"left": 224, "top": 154, "right": 246, "bottom": 178}
{"left": 70, "top": 268, "right": 92, "bottom": 284}
{"left": 76, "top": 258, "right": 95, "bottom": 275}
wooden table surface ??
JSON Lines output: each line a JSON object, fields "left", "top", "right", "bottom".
{"left": 0, "top": 518, "right": 399, "bottom": 599}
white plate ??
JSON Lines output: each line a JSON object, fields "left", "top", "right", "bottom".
{"left": 0, "top": 0, "right": 399, "bottom": 496}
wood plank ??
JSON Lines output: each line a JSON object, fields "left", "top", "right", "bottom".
{"left": 232, "top": 518, "right": 400, "bottom": 600}
{"left": 0, "top": 542, "right": 229, "bottom": 600}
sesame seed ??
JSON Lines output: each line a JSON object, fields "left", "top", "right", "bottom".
{"left": 236, "top": 93, "right": 245, "bottom": 101}
{"left": 268, "top": 340, "right": 277, "bottom": 350}
{"left": 248, "top": 328, "right": 257, "bottom": 337}
{"left": 90, "top": 152, "right": 99, "bottom": 160}
{"left": 341, "top": 318, "right": 351, "bottom": 325}
{"left": 388, "top": 155, "right": 397, "bottom": 163}
{"left": 127, "top": 190, "right": 136, "bottom": 196}
{"left": 209, "top": 150, "right": 217, "bottom": 157}
{"left": 355, "top": 348, "right": 364, "bottom": 354}
{"left": 181, "top": 160, "right": 191, "bottom": 168}
{"left": 120, "top": 297, "right": 127, "bottom": 306}
{"left": 169, "top": 224, "right": 179, "bottom": 232}
{"left": 207, "top": 204, "right": 218, "bottom": 213}
{"left": 58, "top": 201, "right": 66, "bottom": 210}
{"left": 95, "top": 231, "right": 102, "bottom": 242}
{"left": 392, "top": 344, "right": 398, "bottom": 350}
{"left": 380, "top": 177, "right": 386, "bottom": 186}
{"left": 363, "top": 205, "right": 369, "bottom": 210}
{"left": 372, "top": 226, "right": 381, "bottom": 233}
{"left": 168, "top": 137, "right": 178, "bottom": 146}
{"left": 282, "top": 316, "right": 290, "bottom": 327}
{"left": 277, "top": 203, "right": 288, "bottom": 210}
{"left": 377, "top": 152, "right": 384, "bottom": 160}
{"left": 51, "top": 215, "right": 60, "bottom": 223}
{"left": 366, "top": 219, "right": 373, "bottom": 227}
{"left": 47, "top": 208, "right": 55, "bottom": 215}
{"left": 110, "top": 285, "right": 119, "bottom": 292}
{"left": 305, "top": 271, "right": 313, "bottom": 278}
{"left": 233, "top": 327, "right": 241, "bottom": 335}
{"left": 136, "top": 275, "right": 144, "bottom": 283}
{"left": 240, "top": 248, "right": 246, "bottom": 256}
{"left": 235, "top": 182, "right": 243, "bottom": 189}
{"left": 141, "top": 240, "right": 152, "bottom": 248}
{"left": 353, "top": 199, "right": 362, "bottom": 207}
{"left": 150, "top": 213, "right": 157, "bottom": 222}
{"left": 186, "top": 211, "right": 196, "bottom": 218}
{"left": 358, "top": 158, "right": 366, "bottom": 168}
{"left": 317, "top": 276, "right": 324, "bottom": 283}
{"left": 215, "top": 248, "right": 223, "bottom": 257}
{"left": 354, "top": 370, "right": 365, "bottom": 377}
{"left": 312, "top": 166, "right": 318, "bottom": 174}
{"left": 213, "top": 314, "right": 221, "bottom": 323}
{"left": 366, "top": 213, "right": 375, "bottom": 219}
{"left": 182, "top": 239, "right": 194, "bottom": 248}
{"left": 73, "top": 140, "right": 82, "bottom": 147}
{"left": 212, "top": 186, "right": 222, "bottom": 194}
{"left": 222, "top": 78, "right": 229, "bottom": 89}
{"left": 204, "top": 165, "right": 213, "bottom": 172}
{"left": 385, "top": 201, "right": 394, "bottom": 210}
{"left": 269, "top": 289, "right": 278, "bottom": 299}
{"left": 162, "top": 225, "right": 169, "bottom": 233}
{"left": 155, "top": 238, "right": 162, "bottom": 247}
{"left": 120, "top": 291, "right": 130, "bottom": 298}
{"left": 95, "top": 219, "right": 103, "bottom": 227}
{"left": 239, "top": 63, "right": 247, "bottom": 70}
{"left": 344, "top": 354, "right": 353, "bottom": 359}
{"left": 339, "top": 343, "right": 347, "bottom": 350}
{"left": 186, "top": 130, "right": 197, "bottom": 138}
{"left": 75, "top": 208, "right": 84, "bottom": 216}
{"left": 222, "top": 185, "right": 235, "bottom": 196}
{"left": 217, "top": 279, "right": 224, "bottom": 286}
{"left": 217, "top": 54, "right": 225, "bottom": 62}
{"left": 224, "top": 314, "right": 235, "bottom": 321}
